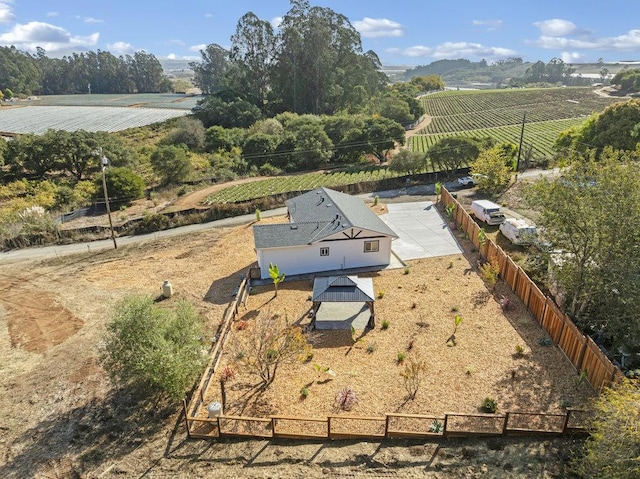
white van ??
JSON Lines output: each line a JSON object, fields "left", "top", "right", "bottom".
{"left": 499, "top": 218, "right": 537, "bottom": 245}
{"left": 470, "top": 200, "right": 505, "bottom": 225}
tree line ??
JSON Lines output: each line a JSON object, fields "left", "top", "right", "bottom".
{"left": 0, "top": 46, "right": 172, "bottom": 97}
{"left": 189, "top": 0, "right": 433, "bottom": 124}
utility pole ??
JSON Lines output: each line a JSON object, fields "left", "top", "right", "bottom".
{"left": 100, "top": 152, "right": 117, "bottom": 249}
{"left": 516, "top": 111, "right": 526, "bottom": 177}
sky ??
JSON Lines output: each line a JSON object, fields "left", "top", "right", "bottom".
{"left": 1, "top": 0, "right": 639, "bottom": 66}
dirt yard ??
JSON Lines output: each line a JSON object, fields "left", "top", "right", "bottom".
{"left": 0, "top": 200, "right": 590, "bottom": 478}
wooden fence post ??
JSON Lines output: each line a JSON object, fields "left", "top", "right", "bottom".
{"left": 562, "top": 409, "right": 571, "bottom": 433}
{"left": 385, "top": 415, "right": 390, "bottom": 438}
{"left": 327, "top": 416, "right": 332, "bottom": 440}
{"left": 182, "top": 398, "right": 192, "bottom": 438}
{"left": 502, "top": 412, "right": 509, "bottom": 435}
{"left": 442, "top": 414, "right": 449, "bottom": 437}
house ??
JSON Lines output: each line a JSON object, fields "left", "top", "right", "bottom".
{"left": 253, "top": 187, "right": 398, "bottom": 279}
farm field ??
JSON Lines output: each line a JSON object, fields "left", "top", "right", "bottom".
{"left": 204, "top": 167, "right": 401, "bottom": 204}
{"left": 410, "top": 87, "right": 621, "bottom": 163}
{"left": 410, "top": 118, "right": 584, "bottom": 158}
{"left": 0, "top": 105, "right": 188, "bottom": 134}
{"left": 24, "top": 93, "right": 202, "bottom": 109}
{"left": 0, "top": 202, "right": 592, "bottom": 477}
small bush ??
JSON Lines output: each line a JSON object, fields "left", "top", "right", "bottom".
{"left": 236, "top": 320, "right": 249, "bottom": 331}
{"left": 366, "top": 342, "right": 377, "bottom": 354}
{"left": 479, "top": 260, "right": 500, "bottom": 287}
{"left": 334, "top": 386, "right": 359, "bottom": 411}
{"left": 373, "top": 195, "right": 379, "bottom": 206}
{"left": 514, "top": 344, "right": 525, "bottom": 357}
{"left": 447, "top": 261, "right": 454, "bottom": 269}
{"left": 538, "top": 337, "right": 552, "bottom": 346}
{"left": 403, "top": 267, "right": 410, "bottom": 275}
{"left": 255, "top": 208, "right": 261, "bottom": 221}
{"left": 220, "top": 366, "right": 235, "bottom": 382}
{"left": 451, "top": 306, "right": 459, "bottom": 312}
{"left": 377, "top": 291, "right": 385, "bottom": 299}
{"left": 300, "top": 387, "right": 310, "bottom": 399}
{"left": 480, "top": 397, "right": 498, "bottom": 413}
{"left": 381, "top": 319, "right": 390, "bottom": 330}
{"left": 397, "top": 351, "right": 407, "bottom": 363}
{"left": 303, "top": 351, "right": 314, "bottom": 362}
{"left": 429, "top": 420, "right": 444, "bottom": 433}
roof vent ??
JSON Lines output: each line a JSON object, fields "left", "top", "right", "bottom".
{"left": 291, "top": 224, "right": 298, "bottom": 230}
{"left": 326, "top": 203, "right": 332, "bottom": 207}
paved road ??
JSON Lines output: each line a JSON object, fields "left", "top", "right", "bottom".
{"left": 0, "top": 169, "right": 558, "bottom": 263}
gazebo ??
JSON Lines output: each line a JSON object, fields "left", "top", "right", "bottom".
{"left": 311, "top": 275, "right": 375, "bottom": 330}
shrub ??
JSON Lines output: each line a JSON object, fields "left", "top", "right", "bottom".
{"left": 479, "top": 260, "right": 500, "bottom": 288}
{"left": 403, "top": 267, "right": 410, "bottom": 275}
{"left": 255, "top": 208, "right": 261, "bottom": 221}
{"left": 220, "top": 366, "right": 235, "bottom": 382}
{"left": 397, "top": 351, "right": 407, "bottom": 363}
{"left": 98, "top": 166, "right": 146, "bottom": 206}
{"left": 366, "top": 342, "right": 377, "bottom": 354}
{"left": 480, "top": 397, "right": 498, "bottom": 413}
{"left": 334, "top": 386, "right": 359, "bottom": 411}
{"left": 538, "top": 337, "right": 552, "bottom": 346}
{"left": 429, "top": 420, "right": 443, "bottom": 433}
{"left": 381, "top": 319, "right": 390, "bottom": 330}
{"left": 373, "top": 195, "right": 379, "bottom": 206}
{"left": 100, "top": 295, "right": 207, "bottom": 401}
{"left": 400, "top": 357, "right": 428, "bottom": 399}
{"left": 514, "top": 344, "right": 525, "bottom": 357}
{"left": 236, "top": 320, "right": 249, "bottom": 331}
{"left": 150, "top": 144, "right": 193, "bottom": 185}
{"left": 300, "top": 387, "right": 310, "bottom": 399}
{"left": 377, "top": 291, "right": 385, "bottom": 299}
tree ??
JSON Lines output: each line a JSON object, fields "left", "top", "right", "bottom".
{"left": 576, "top": 380, "right": 640, "bottom": 478}
{"left": 525, "top": 154, "right": 640, "bottom": 355}
{"left": 271, "top": 1, "right": 386, "bottom": 115}
{"left": 98, "top": 167, "right": 145, "bottom": 205}
{"left": 389, "top": 149, "right": 428, "bottom": 176}
{"left": 470, "top": 146, "right": 513, "bottom": 195}
{"left": 268, "top": 262, "right": 285, "bottom": 297}
{"left": 189, "top": 44, "right": 230, "bottom": 95}
{"left": 229, "top": 12, "right": 276, "bottom": 105}
{"left": 164, "top": 117, "right": 206, "bottom": 151}
{"left": 558, "top": 99, "right": 640, "bottom": 154}
{"left": 232, "top": 310, "right": 310, "bottom": 387}
{"left": 100, "top": 295, "right": 207, "bottom": 401}
{"left": 150, "top": 145, "right": 193, "bottom": 185}
{"left": 428, "top": 137, "right": 480, "bottom": 178}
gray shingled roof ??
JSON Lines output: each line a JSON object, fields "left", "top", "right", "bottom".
{"left": 312, "top": 275, "right": 375, "bottom": 303}
{"left": 253, "top": 188, "right": 397, "bottom": 249}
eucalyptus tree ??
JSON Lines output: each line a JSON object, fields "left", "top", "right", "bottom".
{"left": 229, "top": 12, "right": 277, "bottom": 105}
{"left": 271, "top": 0, "right": 386, "bottom": 115}
{"left": 189, "top": 44, "right": 230, "bottom": 95}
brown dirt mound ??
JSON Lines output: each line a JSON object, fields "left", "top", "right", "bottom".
{"left": 0, "top": 280, "right": 83, "bottom": 353}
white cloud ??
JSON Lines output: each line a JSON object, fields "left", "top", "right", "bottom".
{"left": 83, "top": 17, "right": 104, "bottom": 24}
{"left": 271, "top": 16, "right": 283, "bottom": 29}
{"left": 46, "top": 11, "right": 58, "bottom": 17}
{"left": 534, "top": 19, "right": 579, "bottom": 37}
{"left": 353, "top": 17, "right": 404, "bottom": 38}
{"left": 0, "top": 1, "right": 15, "bottom": 23}
{"left": 394, "top": 41, "right": 516, "bottom": 60}
{"left": 107, "top": 41, "right": 134, "bottom": 55}
{"left": 167, "top": 53, "right": 177, "bottom": 60}
{"left": 189, "top": 43, "right": 207, "bottom": 53}
{"left": 536, "top": 29, "right": 640, "bottom": 52}
{"left": 0, "top": 21, "right": 98, "bottom": 53}
{"left": 472, "top": 19, "right": 503, "bottom": 31}
{"left": 561, "top": 51, "right": 584, "bottom": 63}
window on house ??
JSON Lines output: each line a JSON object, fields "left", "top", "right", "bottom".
{"left": 320, "top": 247, "right": 330, "bottom": 256}
{"left": 364, "top": 240, "right": 379, "bottom": 253}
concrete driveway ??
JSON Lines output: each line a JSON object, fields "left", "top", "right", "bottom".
{"left": 380, "top": 202, "right": 462, "bottom": 261}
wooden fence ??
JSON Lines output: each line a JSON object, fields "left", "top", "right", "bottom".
{"left": 183, "top": 407, "right": 589, "bottom": 440}
{"left": 185, "top": 274, "right": 250, "bottom": 420}
{"left": 181, "top": 189, "right": 623, "bottom": 441}
{"left": 441, "top": 187, "right": 623, "bottom": 392}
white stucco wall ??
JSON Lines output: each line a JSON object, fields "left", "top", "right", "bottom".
{"left": 256, "top": 235, "right": 393, "bottom": 279}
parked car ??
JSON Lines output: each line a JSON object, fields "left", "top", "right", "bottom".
{"left": 457, "top": 176, "right": 476, "bottom": 188}
{"left": 470, "top": 200, "right": 505, "bottom": 225}
{"left": 499, "top": 218, "right": 537, "bottom": 245}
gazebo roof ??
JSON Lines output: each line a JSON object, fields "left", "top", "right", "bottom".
{"left": 312, "top": 275, "right": 375, "bottom": 303}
